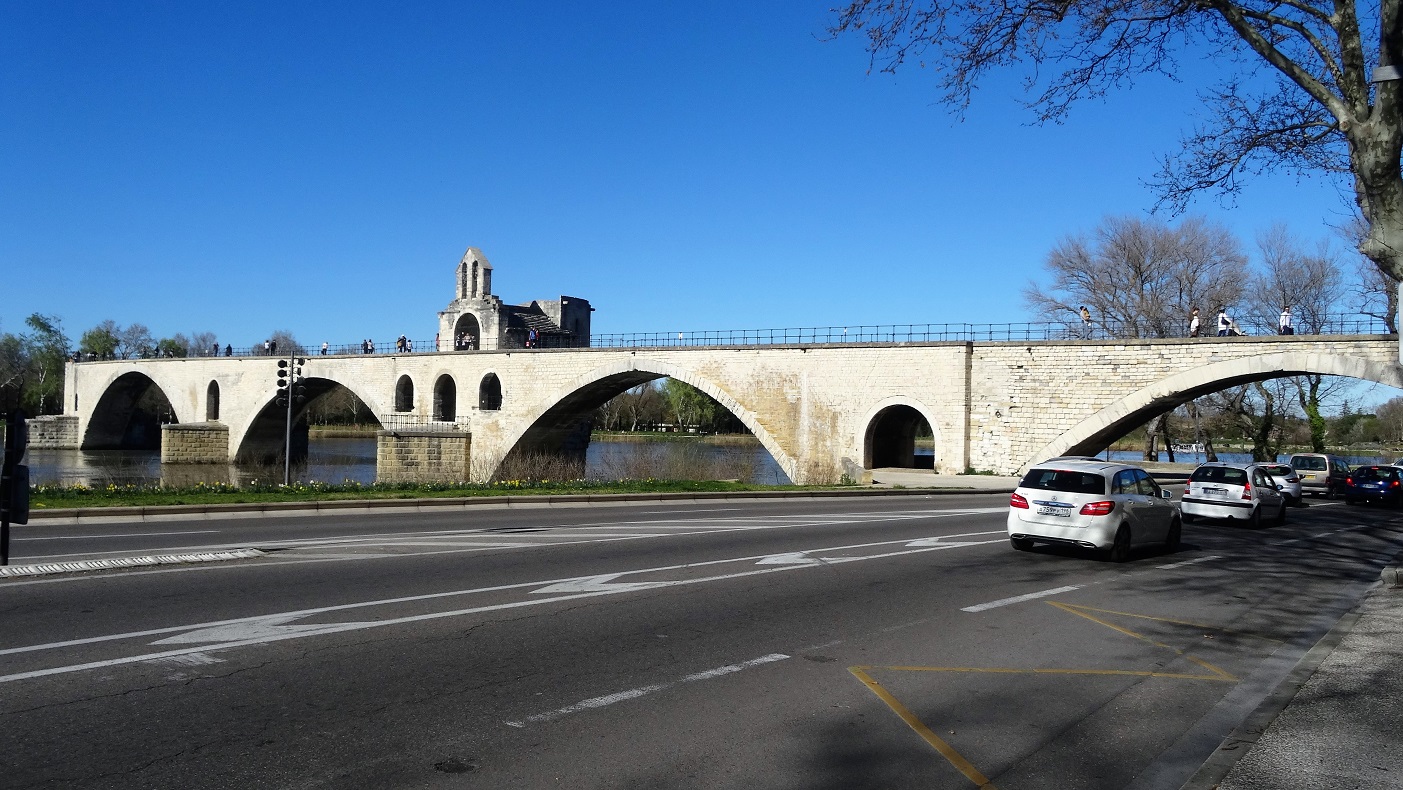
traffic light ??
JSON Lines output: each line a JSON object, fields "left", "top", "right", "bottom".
{"left": 276, "top": 359, "right": 290, "bottom": 406}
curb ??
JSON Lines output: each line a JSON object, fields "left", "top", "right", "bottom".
{"left": 23, "top": 486, "right": 1019, "bottom": 523}
{"left": 1180, "top": 563, "right": 1403, "bottom": 790}
{"left": 0, "top": 549, "right": 267, "bottom": 578}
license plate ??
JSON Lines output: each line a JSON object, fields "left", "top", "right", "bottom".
{"left": 1304, "top": 473, "right": 1318, "bottom": 480}
{"left": 1037, "top": 506, "right": 1070, "bottom": 517}
{"left": 1205, "top": 487, "right": 1226, "bottom": 497}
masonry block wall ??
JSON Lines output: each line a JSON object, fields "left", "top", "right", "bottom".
{"left": 27, "top": 415, "right": 79, "bottom": 448}
{"left": 377, "top": 430, "right": 471, "bottom": 483}
{"left": 160, "top": 422, "right": 230, "bottom": 464}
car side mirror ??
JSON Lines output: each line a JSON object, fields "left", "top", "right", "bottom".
{"left": 1275, "top": 484, "right": 1283, "bottom": 490}
{"left": 1160, "top": 490, "right": 1173, "bottom": 499}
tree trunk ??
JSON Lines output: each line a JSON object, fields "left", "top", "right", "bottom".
{"left": 1295, "top": 375, "right": 1327, "bottom": 453}
{"left": 1143, "top": 414, "right": 1164, "bottom": 461}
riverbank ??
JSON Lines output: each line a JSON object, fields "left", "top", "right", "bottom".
{"left": 27, "top": 478, "right": 819, "bottom": 511}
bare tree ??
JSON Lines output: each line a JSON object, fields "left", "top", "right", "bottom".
{"left": 831, "top": 0, "right": 1403, "bottom": 285}
{"left": 1247, "top": 224, "right": 1352, "bottom": 450}
{"left": 1376, "top": 396, "right": 1403, "bottom": 443}
{"left": 1025, "top": 215, "right": 1248, "bottom": 338}
{"left": 1026, "top": 215, "right": 1249, "bottom": 459}
{"left": 118, "top": 323, "right": 154, "bottom": 359}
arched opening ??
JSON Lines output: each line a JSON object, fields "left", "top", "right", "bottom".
{"left": 479, "top": 373, "right": 502, "bottom": 411}
{"left": 434, "top": 375, "right": 457, "bottom": 421}
{"left": 82, "top": 373, "right": 179, "bottom": 450}
{"left": 453, "top": 314, "right": 481, "bottom": 351}
{"left": 236, "top": 378, "right": 380, "bottom": 464}
{"left": 1023, "top": 350, "right": 1403, "bottom": 471}
{"left": 498, "top": 373, "right": 791, "bottom": 485}
{"left": 395, "top": 375, "right": 414, "bottom": 412}
{"left": 865, "top": 405, "right": 935, "bottom": 471}
{"left": 206, "top": 381, "right": 220, "bottom": 421}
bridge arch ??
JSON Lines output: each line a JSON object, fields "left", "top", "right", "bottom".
{"left": 83, "top": 371, "right": 183, "bottom": 450}
{"left": 433, "top": 374, "right": 457, "bottom": 421}
{"left": 488, "top": 357, "right": 798, "bottom": 482}
{"left": 206, "top": 380, "right": 220, "bottom": 421}
{"left": 1024, "top": 350, "right": 1403, "bottom": 471}
{"left": 861, "top": 397, "right": 943, "bottom": 472}
{"left": 232, "top": 376, "right": 385, "bottom": 463}
{"left": 394, "top": 375, "right": 414, "bottom": 412}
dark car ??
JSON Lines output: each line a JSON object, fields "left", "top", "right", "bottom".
{"left": 1343, "top": 465, "right": 1403, "bottom": 506}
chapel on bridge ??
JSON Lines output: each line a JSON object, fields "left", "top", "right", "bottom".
{"left": 437, "top": 247, "right": 593, "bottom": 351}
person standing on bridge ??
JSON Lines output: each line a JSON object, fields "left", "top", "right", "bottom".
{"left": 1189, "top": 307, "right": 1201, "bottom": 337}
{"left": 1279, "top": 306, "right": 1295, "bottom": 335}
{"left": 224, "top": 344, "right": 232, "bottom": 357}
{"left": 321, "top": 341, "right": 328, "bottom": 355}
{"left": 1078, "top": 306, "right": 1092, "bottom": 338}
{"left": 1217, "top": 307, "right": 1235, "bottom": 336}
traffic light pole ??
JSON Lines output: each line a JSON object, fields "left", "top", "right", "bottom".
{"left": 275, "top": 354, "right": 307, "bottom": 487}
{"left": 284, "top": 357, "right": 294, "bottom": 487}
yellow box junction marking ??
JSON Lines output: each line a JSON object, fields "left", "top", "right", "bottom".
{"left": 848, "top": 600, "right": 1282, "bottom": 785}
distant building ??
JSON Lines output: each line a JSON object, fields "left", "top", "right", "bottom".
{"left": 437, "top": 247, "right": 593, "bottom": 351}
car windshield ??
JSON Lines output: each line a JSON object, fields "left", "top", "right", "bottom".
{"left": 1019, "top": 468, "right": 1106, "bottom": 495}
{"left": 1190, "top": 466, "right": 1249, "bottom": 485}
{"left": 1292, "top": 456, "right": 1327, "bottom": 471}
{"left": 1262, "top": 465, "right": 1294, "bottom": 477}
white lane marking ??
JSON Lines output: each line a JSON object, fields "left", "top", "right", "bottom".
{"left": 1156, "top": 555, "right": 1222, "bottom": 570}
{"left": 639, "top": 508, "right": 745, "bottom": 514}
{"left": 961, "top": 585, "right": 1083, "bottom": 613}
{"left": 150, "top": 614, "right": 377, "bottom": 645}
{"left": 14, "top": 530, "right": 220, "bottom": 541}
{"left": 506, "top": 653, "right": 789, "bottom": 727}
{"left": 0, "top": 532, "right": 1007, "bottom": 675}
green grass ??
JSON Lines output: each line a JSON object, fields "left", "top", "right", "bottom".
{"left": 29, "top": 478, "right": 813, "bottom": 510}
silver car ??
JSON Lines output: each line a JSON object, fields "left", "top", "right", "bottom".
{"left": 1007, "top": 459, "right": 1180, "bottom": 562}
{"left": 1258, "top": 463, "right": 1303, "bottom": 505}
{"left": 1181, "top": 463, "right": 1287, "bottom": 527}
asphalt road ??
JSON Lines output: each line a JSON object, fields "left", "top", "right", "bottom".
{"left": 3, "top": 494, "right": 1402, "bottom": 789}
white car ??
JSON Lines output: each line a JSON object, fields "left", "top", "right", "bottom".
{"left": 1007, "top": 459, "right": 1180, "bottom": 562}
{"left": 1180, "top": 463, "right": 1287, "bottom": 527}
{"left": 1258, "top": 463, "right": 1303, "bottom": 505}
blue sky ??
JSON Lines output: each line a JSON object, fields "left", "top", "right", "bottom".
{"left": 0, "top": 2, "right": 1365, "bottom": 350}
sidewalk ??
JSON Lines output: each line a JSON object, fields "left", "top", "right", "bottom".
{"left": 1188, "top": 565, "right": 1403, "bottom": 790}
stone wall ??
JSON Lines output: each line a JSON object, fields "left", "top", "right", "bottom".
{"left": 377, "top": 430, "right": 471, "bottom": 483}
{"left": 67, "top": 335, "right": 1402, "bottom": 483}
{"left": 27, "top": 415, "right": 79, "bottom": 448}
{"left": 160, "top": 422, "right": 230, "bottom": 464}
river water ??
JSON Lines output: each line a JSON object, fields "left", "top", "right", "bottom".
{"left": 24, "top": 436, "right": 794, "bottom": 488}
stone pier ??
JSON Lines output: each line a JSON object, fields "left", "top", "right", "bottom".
{"left": 160, "top": 422, "right": 230, "bottom": 464}
{"left": 376, "top": 430, "right": 472, "bottom": 484}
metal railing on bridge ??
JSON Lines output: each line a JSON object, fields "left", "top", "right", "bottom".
{"left": 69, "top": 316, "right": 1393, "bottom": 362}
{"left": 588, "top": 316, "right": 1393, "bottom": 348}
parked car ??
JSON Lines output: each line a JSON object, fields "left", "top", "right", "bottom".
{"left": 1258, "top": 463, "right": 1303, "bottom": 505}
{"left": 1288, "top": 453, "right": 1352, "bottom": 498}
{"left": 1007, "top": 459, "right": 1180, "bottom": 562}
{"left": 1181, "top": 463, "right": 1287, "bottom": 527}
{"left": 1343, "top": 465, "right": 1403, "bottom": 507}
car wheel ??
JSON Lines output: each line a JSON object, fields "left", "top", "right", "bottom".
{"left": 1181, "top": 511, "right": 1196, "bottom": 524}
{"left": 1326, "top": 484, "right": 1337, "bottom": 500}
{"left": 1164, "top": 518, "right": 1181, "bottom": 553}
{"left": 1011, "top": 537, "right": 1034, "bottom": 551}
{"left": 1248, "top": 506, "right": 1262, "bottom": 529}
{"left": 1346, "top": 497, "right": 1359, "bottom": 506}
{"left": 1108, "top": 525, "right": 1132, "bottom": 563}
{"left": 1276, "top": 500, "right": 1287, "bottom": 526}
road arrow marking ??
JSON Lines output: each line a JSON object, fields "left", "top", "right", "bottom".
{"left": 530, "top": 574, "right": 671, "bottom": 595}
{"left": 756, "top": 552, "right": 825, "bottom": 565}
{"left": 151, "top": 614, "right": 374, "bottom": 645}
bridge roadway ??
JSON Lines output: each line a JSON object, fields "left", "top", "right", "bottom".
{"left": 3, "top": 493, "right": 1402, "bottom": 788}
{"left": 61, "top": 333, "right": 1402, "bottom": 482}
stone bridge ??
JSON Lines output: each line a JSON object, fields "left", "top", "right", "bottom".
{"left": 54, "top": 334, "right": 1402, "bottom": 482}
